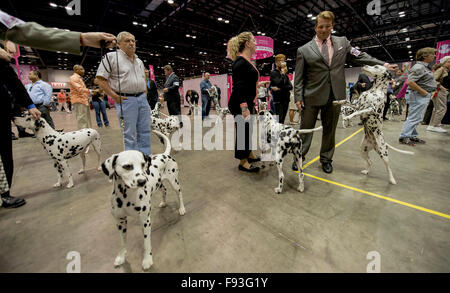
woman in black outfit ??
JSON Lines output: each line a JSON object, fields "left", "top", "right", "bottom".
{"left": 185, "top": 89, "right": 199, "bottom": 115}
{"left": 228, "top": 32, "right": 260, "bottom": 172}
{"left": 270, "top": 54, "right": 292, "bottom": 124}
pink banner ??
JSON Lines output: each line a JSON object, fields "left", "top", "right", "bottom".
{"left": 436, "top": 40, "right": 450, "bottom": 63}
{"left": 259, "top": 74, "right": 293, "bottom": 82}
{"left": 148, "top": 65, "right": 155, "bottom": 80}
{"left": 251, "top": 36, "right": 274, "bottom": 60}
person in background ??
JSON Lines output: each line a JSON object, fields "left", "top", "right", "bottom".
{"left": 145, "top": 69, "right": 159, "bottom": 110}
{"left": 257, "top": 81, "right": 269, "bottom": 106}
{"left": 163, "top": 65, "right": 183, "bottom": 127}
{"left": 91, "top": 87, "right": 109, "bottom": 128}
{"left": 185, "top": 89, "right": 199, "bottom": 115}
{"left": 427, "top": 56, "right": 450, "bottom": 133}
{"left": 288, "top": 90, "right": 300, "bottom": 125}
{"left": 398, "top": 48, "right": 437, "bottom": 145}
{"left": 383, "top": 78, "right": 395, "bottom": 121}
{"left": 392, "top": 69, "right": 407, "bottom": 115}
{"left": 200, "top": 72, "right": 212, "bottom": 121}
{"left": 227, "top": 32, "right": 260, "bottom": 173}
{"left": 270, "top": 54, "right": 292, "bottom": 124}
{"left": 69, "top": 65, "right": 92, "bottom": 130}
{"left": 57, "top": 89, "right": 70, "bottom": 113}
{"left": 25, "top": 70, "right": 55, "bottom": 129}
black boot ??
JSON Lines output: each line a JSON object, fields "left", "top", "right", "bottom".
{"left": 1, "top": 192, "right": 26, "bottom": 208}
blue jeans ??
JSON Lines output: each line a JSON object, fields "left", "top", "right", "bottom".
{"left": 92, "top": 100, "right": 109, "bottom": 127}
{"left": 399, "top": 91, "right": 431, "bottom": 139}
{"left": 201, "top": 95, "right": 211, "bottom": 120}
{"left": 115, "top": 93, "right": 151, "bottom": 155}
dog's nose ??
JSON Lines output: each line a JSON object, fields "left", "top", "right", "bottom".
{"left": 137, "top": 179, "right": 146, "bottom": 187}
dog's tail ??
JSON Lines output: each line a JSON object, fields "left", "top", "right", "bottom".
{"left": 152, "top": 130, "right": 171, "bottom": 155}
{"left": 296, "top": 125, "right": 323, "bottom": 134}
{"left": 333, "top": 100, "right": 348, "bottom": 105}
{"left": 386, "top": 143, "right": 414, "bottom": 155}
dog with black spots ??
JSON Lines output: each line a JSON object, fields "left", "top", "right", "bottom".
{"left": 13, "top": 112, "right": 102, "bottom": 188}
{"left": 259, "top": 110, "right": 322, "bottom": 193}
{"left": 333, "top": 65, "right": 413, "bottom": 184}
{"left": 150, "top": 102, "right": 181, "bottom": 149}
{"left": 207, "top": 85, "right": 230, "bottom": 125}
{"left": 101, "top": 130, "right": 185, "bottom": 270}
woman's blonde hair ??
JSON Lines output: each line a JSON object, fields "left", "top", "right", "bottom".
{"left": 227, "top": 32, "right": 254, "bottom": 61}
{"left": 416, "top": 47, "right": 436, "bottom": 61}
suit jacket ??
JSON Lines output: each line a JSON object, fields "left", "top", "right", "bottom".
{"left": 1, "top": 21, "right": 82, "bottom": 55}
{"left": 294, "top": 36, "right": 385, "bottom": 106}
{"left": 163, "top": 72, "right": 180, "bottom": 101}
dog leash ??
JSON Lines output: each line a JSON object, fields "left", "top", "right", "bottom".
{"left": 100, "top": 40, "right": 126, "bottom": 150}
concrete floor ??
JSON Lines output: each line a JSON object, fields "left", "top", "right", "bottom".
{"left": 1, "top": 106, "right": 449, "bottom": 273}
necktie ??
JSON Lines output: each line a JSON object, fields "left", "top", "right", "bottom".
{"left": 321, "top": 39, "right": 329, "bottom": 66}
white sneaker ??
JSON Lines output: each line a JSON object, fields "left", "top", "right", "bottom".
{"left": 427, "top": 126, "right": 447, "bottom": 133}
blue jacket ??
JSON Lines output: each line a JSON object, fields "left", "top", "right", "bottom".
{"left": 200, "top": 78, "right": 211, "bottom": 100}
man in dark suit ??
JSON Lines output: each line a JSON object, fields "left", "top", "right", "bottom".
{"left": 145, "top": 70, "right": 159, "bottom": 109}
{"left": 293, "top": 10, "right": 398, "bottom": 173}
{"left": 163, "top": 65, "right": 182, "bottom": 127}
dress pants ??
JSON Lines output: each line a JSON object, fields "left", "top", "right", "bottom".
{"left": 92, "top": 100, "right": 109, "bottom": 127}
{"left": 73, "top": 103, "right": 92, "bottom": 129}
{"left": 37, "top": 104, "right": 55, "bottom": 129}
{"left": 300, "top": 98, "right": 341, "bottom": 164}
{"left": 201, "top": 95, "right": 211, "bottom": 120}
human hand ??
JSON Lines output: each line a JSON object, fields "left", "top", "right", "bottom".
{"left": 28, "top": 108, "right": 41, "bottom": 120}
{"left": 163, "top": 88, "right": 168, "bottom": 93}
{"left": 0, "top": 47, "right": 11, "bottom": 62}
{"left": 242, "top": 108, "right": 250, "bottom": 119}
{"left": 80, "top": 32, "right": 116, "bottom": 48}
{"left": 361, "top": 83, "right": 366, "bottom": 88}
{"left": 296, "top": 101, "right": 304, "bottom": 111}
{"left": 272, "top": 86, "right": 280, "bottom": 91}
{"left": 113, "top": 94, "right": 128, "bottom": 104}
{"left": 384, "top": 63, "right": 399, "bottom": 71}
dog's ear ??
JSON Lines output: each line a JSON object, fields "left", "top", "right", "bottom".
{"left": 34, "top": 119, "right": 44, "bottom": 130}
{"left": 101, "top": 154, "right": 118, "bottom": 181}
{"left": 143, "top": 153, "right": 152, "bottom": 175}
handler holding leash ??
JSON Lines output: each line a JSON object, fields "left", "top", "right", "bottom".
{"left": 96, "top": 31, "right": 151, "bottom": 155}
{"left": 293, "top": 10, "right": 397, "bottom": 173}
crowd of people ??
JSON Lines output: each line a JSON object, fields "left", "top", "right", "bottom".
{"left": 1, "top": 8, "right": 448, "bottom": 210}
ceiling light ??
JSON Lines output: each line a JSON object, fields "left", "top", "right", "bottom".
{"left": 408, "top": 51, "right": 412, "bottom": 54}
{"left": 307, "top": 14, "right": 312, "bottom": 17}
{"left": 170, "top": 46, "right": 174, "bottom": 49}
{"left": 405, "top": 37, "right": 410, "bottom": 41}
{"left": 142, "top": 24, "right": 147, "bottom": 27}
{"left": 168, "top": 0, "right": 174, "bottom": 4}
{"left": 225, "top": 20, "right": 229, "bottom": 24}
{"left": 218, "top": 17, "right": 222, "bottom": 21}
{"left": 312, "top": 16, "right": 316, "bottom": 20}
{"left": 133, "top": 21, "right": 138, "bottom": 25}
{"left": 186, "top": 34, "right": 190, "bottom": 37}
{"left": 399, "top": 14, "right": 405, "bottom": 17}
{"left": 261, "top": 33, "right": 265, "bottom": 36}
{"left": 50, "top": 3, "right": 57, "bottom": 8}
{"left": 65, "top": 6, "right": 72, "bottom": 11}
{"left": 257, "top": 31, "right": 261, "bottom": 34}
{"left": 399, "top": 11, "right": 405, "bottom": 15}
{"left": 407, "top": 45, "right": 411, "bottom": 48}
{"left": 165, "top": 45, "right": 169, "bottom": 48}
{"left": 192, "top": 36, "right": 196, "bottom": 39}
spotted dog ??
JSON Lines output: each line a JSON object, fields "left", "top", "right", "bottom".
{"left": 387, "top": 94, "right": 400, "bottom": 121}
{"left": 333, "top": 65, "right": 414, "bottom": 184}
{"left": 258, "top": 101, "right": 269, "bottom": 112}
{"left": 151, "top": 102, "right": 162, "bottom": 118}
{"left": 13, "top": 113, "right": 102, "bottom": 188}
{"left": 207, "top": 85, "right": 230, "bottom": 125}
{"left": 341, "top": 105, "right": 356, "bottom": 128}
{"left": 101, "top": 130, "right": 185, "bottom": 270}
{"left": 150, "top": 103, "right": 181, "bottom": 149}
{"left": 259, "top": 110, "right": 322, "bottom": 193}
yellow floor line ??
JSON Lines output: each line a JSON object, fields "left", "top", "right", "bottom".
{"left": 302, "top": 127, "right": 364, "bottom": 169}
{"left": 303, "top": 173, "right": 450, "bottom": 220}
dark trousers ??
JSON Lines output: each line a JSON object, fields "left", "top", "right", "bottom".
{"left": 234, "top": 114, "right": 254, "bottom": 160}
{"left": 167, "top": 98, "right": 183, "bottom": 127}
{"left": 422, "top": 99, "right": 434, "bottom": 124}
{"left": 92, "top": 100, "right": 109, "bottom": 126}
{"left": 0, "top": 98, "right": 13, "bottom": 196}
{"left": 201, "top": 95, "right": 211, "bottom": 120}
{"left": 37, "top": 104, "right": 55, "bottom": 129}
{"left": 300, "top": 98, "right": 341, "bottom": 164}
{"left": 382, "top": 94, "right": 390, "bottom": 120}
{"left": 148, "top": 99, "right": 158, "bottom": 110}
{"left": 273, "top": 101, "right": 289, "bottom": 124}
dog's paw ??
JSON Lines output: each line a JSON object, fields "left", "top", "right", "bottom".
{"left": 114, "top": 255, "right": 126, "bottom": 267}
{"left": 297, "top": 184, "right": 305, "bottom": 193}
{"left": 142, "top": 256, "right": 153, "bottom": 270}
{"left": 274, "top": 187, "right": 282, "bottom": 194}
{"left": 179, "top": 206, "right": 186, "bottom": 215}
{"left": 97, "top": 166, "right": 102, "bottom": 171}
{"left": 77, "top": 169, "right": 85, "bottom": 174}
{"left": 53, "top": 182, "right": 61, "bottom": 188}
{"left": 66, "top": 182, "right": 74, "bottom": 188}
{"left": 361, "top": 170, "right": 369, "bottom": 175}
{"left": 159, "top": 202, "right": 167, "bottom": 208}
{"left": 389, "top": 177, "right": 397, "bottom": 185}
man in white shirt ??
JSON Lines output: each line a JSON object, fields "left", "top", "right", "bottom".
{"left": 95, "top": 31, "right": 151, "bottom": 154}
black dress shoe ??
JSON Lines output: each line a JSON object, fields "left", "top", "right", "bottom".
{"left": 1, "top": 195, "right": 26, "bottom": 208}
{"left": 238, "top": 164, "right": 260, "bottom": 173}
{"left": 248, "top": 157, "right": 261, "bottom": 163}
{"left": 322, "top": 162, "right": 333, "bottom": 174}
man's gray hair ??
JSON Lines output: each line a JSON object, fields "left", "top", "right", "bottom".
{"left": 117, "top": 31, "right": 134, "bottom": 43}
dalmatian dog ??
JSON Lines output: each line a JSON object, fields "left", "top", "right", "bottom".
{"left": 151, "top": 102, "right": 162, "bottom": 118}
{"left": 207, "top": 85, "right": 230, "bottom": 125}
{"left": 259, "top": 110, "right": 322, "bottom": 193}
{"left": 341, "top": 105, "right": 356, "bottom": 128}
{"left": 258, "top": 101, "right": 269, "bottom": 112}
{"left": 13, "top": 112, "right": 102, "bottom": 188}
{"left": 101, "top": 130, "right": 185, "bottom": 270}
{"left": 387, "top": 94, "right": 400, "bottom": 121}
{"left": 150, "top": 103, "right": 182, "bottom": 149}
{"left": 333, "top": 65, "right": 414, "bottom": 184}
